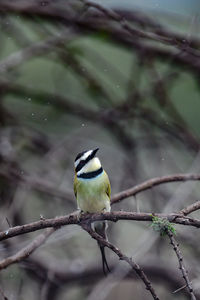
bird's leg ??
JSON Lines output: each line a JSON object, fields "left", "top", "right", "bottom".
{"left": 69, "top": 209, "right": 84, "bottom": 223}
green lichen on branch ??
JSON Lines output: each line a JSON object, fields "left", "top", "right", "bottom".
{"left": 151, "top": 215, "right": 176, "bottom": 236}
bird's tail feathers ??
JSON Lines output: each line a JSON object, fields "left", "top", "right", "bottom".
{"left": 93, "top": 221, "right": 110, "bottom": 275}
{"left": 99, "top": 243, "right": 110, "bottom": 275}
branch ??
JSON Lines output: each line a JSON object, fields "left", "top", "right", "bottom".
{"left": 0, "top": 29, "right": 74, "bottom": 73}
{"left": 85, "top": 3, "right": 200, "bottom": 51}
{"left": 180, "top": 201, "right": 200, "bottom": 216}
{"left": 167, "top": 232, "right": 196, "bottom": 300}
{"left": 114, "top": 9, "right": 200, "bottom": 50}
{"left": 0, "top": 211, "right": 199, "bottom": 242}
{"left": 0, "top": 228, "right": 55, "bottom": 270}
{"left": 82, "top": 1, "right": 200, "bottom": 66}
{"left": 111, "top": 173, "right": 200, "bottom": 204}
{"left": 1, "top": 0, "right": 200, "bottom": 75}
{"left": 84, "top": 0, "right": 173, "bottom": 45}
{"left": 82, "top": 222, "right": 160, "bottom": 300}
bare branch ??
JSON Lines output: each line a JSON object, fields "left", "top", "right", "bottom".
{"left": 167, "top": 232, "right": 196, "bottom": 300}
{"left": 82, "top": 222, "right": 160, "bottom": 300}
{"left": 84, "top": 0, "right": 172, "bottom": 45}
{"left": 111, "top": 173, "right": 200, "bottom": 204}
{"left": 0, "top": 228, "right": 55, "bottom": 270}
{"left": 1, "top": 0, "right": 200, "bottom": 75}
{"left": 180, "top": 201, "right": 200, "bottom": 216}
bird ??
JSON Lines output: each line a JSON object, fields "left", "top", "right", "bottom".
{"left": 73, "top": 148, "right": 111, "bottom": 274}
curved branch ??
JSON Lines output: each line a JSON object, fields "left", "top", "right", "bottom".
{"left": 180, "top": 201, "right": 200, "bottom": 216}
{"left": 82, "top": 222, "right": 160, "bottom": 300}
{"left": 84, "top": 0, "right": 172, "bottom": 46}
{"left": 111, "top": 173, "right": 200, "bottom": 204}
{"left": 0, "top": 228, "right": 55, "bottom": 270}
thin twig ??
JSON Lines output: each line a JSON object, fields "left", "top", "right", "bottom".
{"left": 1, "top": 0, "right": 200, "bottom": 75}
{"left": 82, "top": 222, "right": 160, "bottom": 300}
{"left": 0, "top": 228, "right": 55, "bottom": 270}
{"left": 173, "top": 283, "right": 188, "bottom": 294}
{"left": 84, "top": 0, "right": 181, "bottom": 46}
{"left": 167, "top": 231, "right": 196, "bottom": 300}
{"left": 180, "top": 201, "right": 200, "bottom": 216}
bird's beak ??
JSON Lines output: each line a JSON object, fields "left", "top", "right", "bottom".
{"left": 92, "top": 148, "right": 99, "bottom": 156}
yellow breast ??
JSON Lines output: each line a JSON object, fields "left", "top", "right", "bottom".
{"left": 74, "top": 171, "right": 111, "bottom": 213}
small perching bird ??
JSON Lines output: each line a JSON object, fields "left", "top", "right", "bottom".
{"left": 73, "top": 148, "right": 111, "bottom": 274}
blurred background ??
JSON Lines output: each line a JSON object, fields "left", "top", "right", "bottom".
{"left": 0, "top": 0, "right": 200, "bottom": 299}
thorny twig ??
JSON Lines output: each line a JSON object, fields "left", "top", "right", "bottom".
{"left": 82, "top": 222, "right": 160, "bottom": 300}
{"left": 167, "top": 231, "right": 196, "bottom": 300}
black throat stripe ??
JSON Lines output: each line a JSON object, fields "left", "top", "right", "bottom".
{"left": 77, "top": 167, "right": 103, "bottom": 179}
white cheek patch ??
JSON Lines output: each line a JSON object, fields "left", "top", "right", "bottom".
{"left": 77, "top": 161, "right": 89, "bottom": 176}
{"left": 74, "top": 150, "right": 93, "bottom": 168}
{"left": 74, "top": 158, "right": 80, "bottom": 168}
{"left": 77, "top": 157, "right": 101, "bottom": 176}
